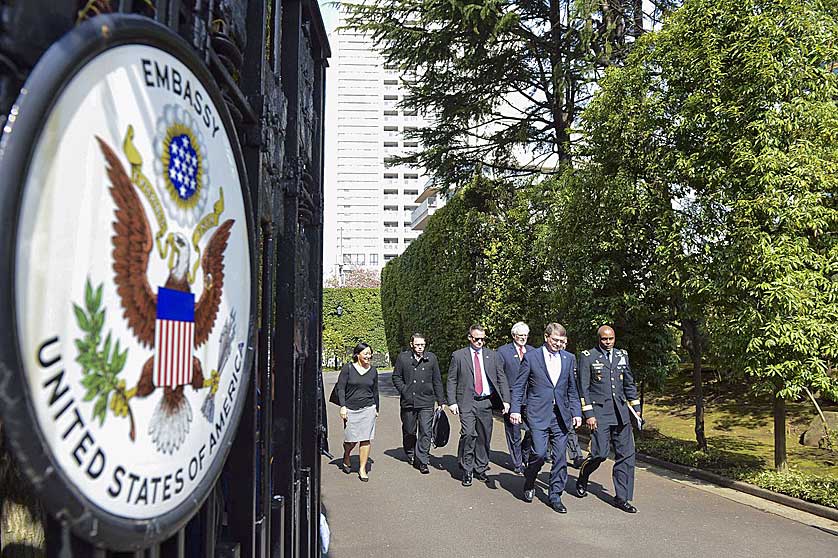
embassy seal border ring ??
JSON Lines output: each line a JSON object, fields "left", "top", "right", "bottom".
{"left": 0, "top": 14, "right": 256, "bottom": 550}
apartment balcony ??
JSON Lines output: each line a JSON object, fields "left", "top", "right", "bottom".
{"left": 410, "top": 196, "right": 438, "bottom": 230}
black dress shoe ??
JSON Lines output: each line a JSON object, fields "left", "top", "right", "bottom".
{"left": 573, "top": 477, "right": 588, "bottom": 498}
{"left": 513, "top": 465, "right": 524, "bottom": 475}
{"left": 551, "top": 499, "right": 567, "bottom": 514}
{"left": 614, "top": 499, "right": 637, "bottom": 513}
{"left": 523, "top": 489, "right": 534, "bottom": 503}
{"left": 570, "top": 458, "right": 584, "bottom": 469}
{"left": 462, "top": 472, "right": 473, "bottom": 486}
{"left": 418, "top": 463, "right": 430, "bottom": 474}
{"left": 473, "top": 470, "right": 489, "bottom": 482}
{"left": 341, "top": 462, "right": 351, "bottom": 474}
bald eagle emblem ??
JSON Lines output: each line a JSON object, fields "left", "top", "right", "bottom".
{"left": 81, "top": 119, "right": 237, "bottom": 455}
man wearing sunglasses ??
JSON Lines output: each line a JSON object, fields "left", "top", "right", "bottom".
{"left": 447, "top": 324, "right": 510, "bottom": 487}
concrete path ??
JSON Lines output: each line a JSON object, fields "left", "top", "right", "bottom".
{"left": 322, "top": 371, "right": 837, "bottom": 558}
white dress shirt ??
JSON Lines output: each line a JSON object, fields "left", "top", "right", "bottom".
{"left": 543, "top": 346, "right": 562, "bottom": 386}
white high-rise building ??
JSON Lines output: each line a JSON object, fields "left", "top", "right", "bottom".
{"left": 323, "top": 13, "right": 434, "bottom": 284}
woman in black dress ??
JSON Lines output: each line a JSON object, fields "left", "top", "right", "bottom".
{"left": 336, "top": 342, "right": 379, "bottom": 481}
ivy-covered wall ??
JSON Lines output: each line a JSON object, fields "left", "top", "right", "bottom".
{"left": 322, "top": 288, "right": 388, "bottom": 366}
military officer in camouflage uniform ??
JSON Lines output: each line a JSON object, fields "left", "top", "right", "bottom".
{"left": 573, "top": 325, "right": 641, "bottom": 513}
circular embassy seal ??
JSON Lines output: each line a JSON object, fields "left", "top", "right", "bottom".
{"left": 0, "top": 15, "right": 255, "bottom": 549}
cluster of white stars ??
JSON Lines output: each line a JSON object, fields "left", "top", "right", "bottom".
{"left": 168, "top": 135, "right": 199, "bottom": 198}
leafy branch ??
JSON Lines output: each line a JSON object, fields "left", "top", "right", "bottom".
{"left": 74, "top": 279, "right": 132, "bottom": 434}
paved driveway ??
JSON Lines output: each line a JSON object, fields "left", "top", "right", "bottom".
{"left": 321, "top": 371, "right": 837, "bottom": 558}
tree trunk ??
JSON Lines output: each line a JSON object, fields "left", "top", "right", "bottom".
{"left": 633, "top": 0, "right": 644, "bottom": 37}
{"left": 681, "top": 318, "right": 707, "bottom": 451}
{"left": 773, "top": 393, "right": 788, "bottom": 472}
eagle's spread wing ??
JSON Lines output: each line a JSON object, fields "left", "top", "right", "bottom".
{"left": 97, "top": 137, "right": 157, "bottom": 348}
{"left": 195, "top": 219, "right": 234, "bottom": 347}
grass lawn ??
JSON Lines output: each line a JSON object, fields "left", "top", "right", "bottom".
{"left": 640, "top": 369, "right": 838, "bottom": 480}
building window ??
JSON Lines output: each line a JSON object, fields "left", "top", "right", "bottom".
{"left": 383, "top": 189, "right": 398, "bottom": 195}
{"left": 384, "top": 110, "right": 398, "bottom": 116}
{"left": 384, "top": 238, "right": 398, "bottom": 244}
{"left": 384, "top": 254, "right": 397, "bottom": 261}
{"left": 384, "top": 126, "right": 398, "bottom": 131}
{"left": 384, "top": 94, "right": 398, "bottom": 100}
{"left": 383, "top": 79, "right": 398, "bottom": 85}
{"left": 384, "top": 141, "right": 398, "bottom": 147}
{"left": 342, "top": 253, "right": 366, "bottom": 265}
{"left": 404, "top": 190, "right": 419, "bottom": 196}
{"left": 370, "top": 253, "right": 379, "bottom": 265}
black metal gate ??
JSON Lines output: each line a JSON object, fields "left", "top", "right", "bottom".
{"left": 0, "top": 1, "right": 330, "bottom": 556}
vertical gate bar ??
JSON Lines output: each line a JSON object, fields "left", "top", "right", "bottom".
{"left": 45, "top": 516, "right": 100, "bottom": 558}
{"left": 227, "top": 0, "right": 270, "bottom": 557}
{"left": 159, "top": 528, "right": 184, "bottom": 558}
{"left": 225, "top": 369, "right": 258, "bottom": 558}
{"left": 145, "top": 544, "right": 161, "bottom": 558}
{"left": 154, "top": 0, "right": 169, "bottom": 23}
{"left": 278, "top": 2, "right": 304, "bottom": 555}
{"left": 118, "top": 0, "right": 134, "bottom": 13}
{"left": 202, "top": 486, "right": 217, "bottom": 558}
{"left": 167, "top": 0, "right": 181, "bottom": 29}
{"left": 305, "top": 37, "right": 329, "bottom": 557}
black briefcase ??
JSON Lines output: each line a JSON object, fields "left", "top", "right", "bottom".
{"left": 431, "top": 407, "right": 450, "bottom": 448}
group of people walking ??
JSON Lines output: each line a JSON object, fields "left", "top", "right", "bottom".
{"left": 332, "top": 322, "right": 642, "bottom": 515}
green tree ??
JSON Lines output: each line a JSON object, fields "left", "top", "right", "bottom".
{"left": 344, "top": 0, "right": 677, "bottom": 186}
{"left": 581, "top": 0, "right": 838, "bottom": 468}
{"left": 322, "top": 288, "right": 388, "bottom": 365}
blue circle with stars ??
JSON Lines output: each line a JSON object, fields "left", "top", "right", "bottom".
{"left": 167, "top": 134, "right": 199, "bottom": 201}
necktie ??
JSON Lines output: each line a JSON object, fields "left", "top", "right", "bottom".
{"left": 608, "top": 350, "right": 613, "bottom": 364}
{"left": 517, "top": 346, "right": 524, "bottom": 360}
{"left": 473, "top": 351, "right": 484, "bottom": 395}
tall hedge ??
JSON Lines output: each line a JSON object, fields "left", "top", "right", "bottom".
{"left": 322, "top": 288, "right": 387, "bottom": 363}
{"left": 380, "top": 174, "right": 679, "bottom": 387}
{"left": 380, "top": 176, "right": 555, "bottom": 372}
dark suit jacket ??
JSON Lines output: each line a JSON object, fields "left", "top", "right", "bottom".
{"left": 577, "top": 347, "right": 640, "bottom": 425}
{"left": 446, "top": 346, "right": 510, "bottom": 412}
{"left": 497, "top": 342, "right": 537, "bottom": 389}
{"left": 392, "top": 350, "right": 445, "bottom": 409}
{"left": 511, "top": 347, "right": 581, "bottom": 431}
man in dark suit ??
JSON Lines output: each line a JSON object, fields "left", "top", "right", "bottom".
{"left": 510, "top": 323, "right": 581, "bottom": 513}
{"left": 573, "top": 325, "right": 641, "bottom": 513}
{"left": 447, "top": 324, "right": 510, "bottom": 487}
{"left": 392, "top": 333, "right": 446, "bottom": 474}
{"left": 496, "top": 321, "right": 536, "bottom": 474}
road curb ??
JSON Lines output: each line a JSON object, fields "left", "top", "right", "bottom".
{"left": 636, "top": 452, "right": 838, "bottom": 522}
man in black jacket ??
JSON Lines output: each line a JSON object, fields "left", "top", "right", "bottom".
{"left": 392, "top": 333, "right": 446, "bottom": 474}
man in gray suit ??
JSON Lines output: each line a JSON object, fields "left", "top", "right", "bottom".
{"left": 447, "top": 324, "right": 511, "bottom": 487}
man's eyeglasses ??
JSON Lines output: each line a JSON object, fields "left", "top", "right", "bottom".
{"left": 469, "top": 335, "right": 486, "bottom": 343}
